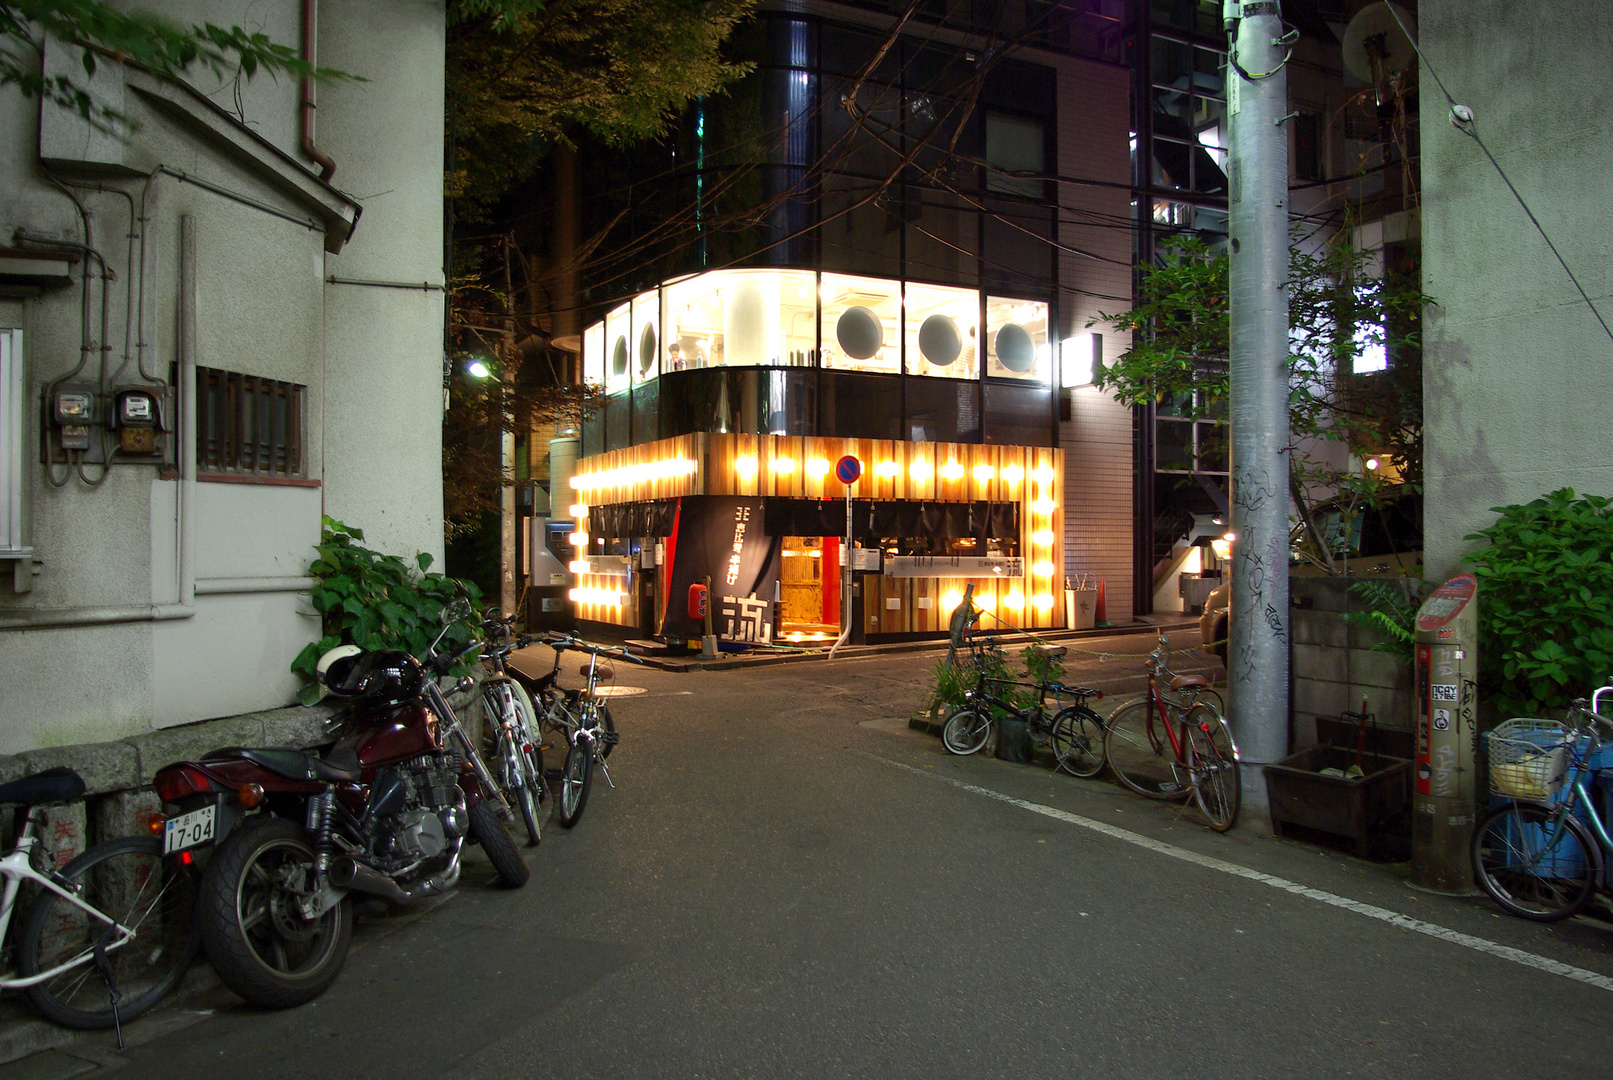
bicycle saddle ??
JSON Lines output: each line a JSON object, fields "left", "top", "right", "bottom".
{"left": 582, "top": 663, "right": 614, "bottom": 680}
{"left": 203, "top": 746, "right": 362, "bottom": 783}
{"left": 0, "top": 766, "right": 86, "bottom": 807}
{"left": 1170, "top": 674, "right": 1211, "bottom": 691}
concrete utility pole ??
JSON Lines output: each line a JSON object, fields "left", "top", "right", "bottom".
{"left": 1225, "top": 0, "right": 1291, "bottom": 823}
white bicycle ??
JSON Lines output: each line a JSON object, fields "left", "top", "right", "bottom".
{"left": 1, "top": 767, "right": 198, "bottom": 1042}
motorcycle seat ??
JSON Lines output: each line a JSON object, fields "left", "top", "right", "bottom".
{"left": 0, "top": 766, "right": 86, "bottom": 807}
{"left": 203, "top": 746, "right": 362, "bottom": 783}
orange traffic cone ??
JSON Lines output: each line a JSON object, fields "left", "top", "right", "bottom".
{"left": 1094, "top": 578, "right": 1111, "bottom": 627}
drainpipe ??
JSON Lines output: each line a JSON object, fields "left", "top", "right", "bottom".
{"left": 300, "top": 0, "right": 337, "bottom": 181}
{"left": 177, "top": 214, "right": 198, "bottom": 608}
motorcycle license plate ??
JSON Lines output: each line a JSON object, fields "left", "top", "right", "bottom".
{"left": 163, "top": 804, "right": 216, "bottom": 855}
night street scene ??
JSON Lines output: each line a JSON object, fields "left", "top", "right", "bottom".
{"left": 1, "top": 1, "right": 1611, "bottom": 1077}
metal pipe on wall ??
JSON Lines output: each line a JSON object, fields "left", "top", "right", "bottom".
{"left": 300, "top": 0, "right": 337, "bottom": 181}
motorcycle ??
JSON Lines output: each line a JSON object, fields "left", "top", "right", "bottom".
{"left": 151, "top": 599, "right": 528, "bottom": 1009}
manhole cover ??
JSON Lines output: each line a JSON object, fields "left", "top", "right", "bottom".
{"left": 593, "top": 686, "right": 646, "bottom": 698}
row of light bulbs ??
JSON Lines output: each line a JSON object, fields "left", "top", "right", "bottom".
{"left": 734, "top": 456, "right": 1056, "bottom": 486}
{"left": 941, "top": 589, "right": 1055, "bottom": 612}
{"left": 571, "top": 458, "right": 696, "bottom": 492}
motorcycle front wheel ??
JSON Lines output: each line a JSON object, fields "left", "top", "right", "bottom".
{"left": 198, "top": 816, "right": 352, "bottom": 1009}
{"left": 468, "top": 800, "right": 531, "bottom": 887}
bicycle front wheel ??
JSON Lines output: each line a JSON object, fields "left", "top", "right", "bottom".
{"left": 504, "top": 736, "right": 542, "bottom": 846}
{"left": 941, "top": 706, "right": 993, "bottom": 756}
{"left": 19, "top": 835, "right": 200, "bottom": 1030}
{"left": 1186, "top": 705, "right": 1240, "bottom": 832}
{"left": 1473, "top": 801, "right": 1598, "bottom": 921}
{"left": 1103, "top": 699, "right": 1188, "bottom": 800}
{"left": 1049, "top": 706, "right": 1106, "bottom": 778}
{"left": 557, "top": 742, "right": 593, "bottom": 828}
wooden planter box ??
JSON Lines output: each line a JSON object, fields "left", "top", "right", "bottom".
{"left": 1264, "top": 747, "right": 1413, "bottom": 856}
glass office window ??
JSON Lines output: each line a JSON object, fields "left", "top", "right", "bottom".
{"left": 904, "top": 281, "right": 978, "bottom": 379}
{"left": 985, "top": 112, "right": 1046, "bottom": 199}
{"left": 604, "top": 303, "right": 631, "bottom": 394}
{"left": 583, "top": 322, "right": 605, "bottom": 388}
{"left": 632, "top": 290, "right": 659, "bottom": 382}
{"left": 985, "top": 296, "right": 1049, "bottom": 383}
{"left": 820, "top": 272, "right": 900, "bottom": 374}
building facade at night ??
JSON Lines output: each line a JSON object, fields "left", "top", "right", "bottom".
{"left": 557, "top": 1, "right": 1136, "bottom": 645}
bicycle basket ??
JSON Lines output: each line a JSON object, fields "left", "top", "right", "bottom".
{"left": 1485, "top": 719, "right": 1572, "bottom": 800}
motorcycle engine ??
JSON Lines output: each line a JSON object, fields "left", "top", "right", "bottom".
{"left": 367, "top": 754, "right": 467, "bottom": 870}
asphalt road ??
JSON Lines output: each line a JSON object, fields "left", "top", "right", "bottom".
{"left": 17, "top": 632, "right": 1613, "bottom": 1079}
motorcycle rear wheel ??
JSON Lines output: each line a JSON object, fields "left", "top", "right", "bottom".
{"left": 468, "top": 800, "right": 530, "bottom": 887}
{"left": 198, "top": 816, "right": 351, "bottom": 1009}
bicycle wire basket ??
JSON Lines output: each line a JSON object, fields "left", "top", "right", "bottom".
{"left": 1485, "top": 719, "right": 1573, "bottom": 800}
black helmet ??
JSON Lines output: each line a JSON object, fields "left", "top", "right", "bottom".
{"left": 323, "top": 649, "right": 424, "bottom": 703}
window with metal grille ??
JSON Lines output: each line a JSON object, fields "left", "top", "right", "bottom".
{"left": 196, "top": 367, "right": 304, "bottom": 477}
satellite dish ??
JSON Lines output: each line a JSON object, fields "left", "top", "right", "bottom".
{"left": 917, "top": 314, "right": 961, "bottom": 367}
{"left": 836, "top": 306, "right": 883, "bottom": 361}
{"left": 1342, "top": 2, "right": 1417, "bottom": 85}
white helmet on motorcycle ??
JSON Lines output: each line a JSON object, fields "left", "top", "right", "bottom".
{"left": 315, "top": 644, "right": 364, "bottom": 698}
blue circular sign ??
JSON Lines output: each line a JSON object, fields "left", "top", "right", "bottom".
{"left": 834, "top": 455, "right": 863, "bottom": 485}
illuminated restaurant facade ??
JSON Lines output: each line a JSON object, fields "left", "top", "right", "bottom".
{"left": 559, "top": 3, "right": 1136, "bottom": 646}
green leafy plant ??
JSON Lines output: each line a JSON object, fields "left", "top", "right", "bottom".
{"left": 1463, "top": 489, "right": 1613, "bottom": 716}
{"left": 291, "top": 517, "right": 483, "bottom": 691}
{"left": 1091, "top": 236, "right": 1431, "bottom": 569}
{"left": 1342, "top": 578, "right": 1427, "bottom": 664}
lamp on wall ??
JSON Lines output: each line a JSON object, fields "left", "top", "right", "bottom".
{"left": 1060, "top": 332, "right": 1102, "bottom": 389}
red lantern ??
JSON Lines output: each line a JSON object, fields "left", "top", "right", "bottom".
{"left": 688, "top": 583, "right": 709, "bottom": 620}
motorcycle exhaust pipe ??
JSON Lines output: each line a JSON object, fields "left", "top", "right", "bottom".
{"left": 330, "top": 851, "right": 461, "bottom": 906}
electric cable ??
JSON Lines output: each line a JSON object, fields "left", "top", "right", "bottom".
{"left": 1381, "top": 3, "right": 1613, "bottom": 346}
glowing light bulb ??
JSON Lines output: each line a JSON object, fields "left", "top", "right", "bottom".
{"left": 568, "top": 560, "right": 591, "bottom": 574}
{"left": 941, "top": 462, "right": 964, "bottom": 480}
{"left": 735, "top": 456, "right": 758, "bottom": 477}
{"left": 772, "top": 457, "right": 796, "bottom": 474}
{"left": 941, "top": 590, "right": 962, "bottom": 611}
{"left": 1033, "top": 466, "right": 1056, "bottom": 483}
{"left": 1003, "top": 465, "right": 1024, "bottom": 484}
{"left": 974, "top": 594, "right": 996, "bottom": 612}
{"left": 1034, "top": 561, "right": 1055, "bottom": 577}
{"left": 1033, "top": 530, "right": 1054, "bottom": 546}
{"left": 1004, "top": 592, "right": 1024, "bottom": 610}
{"left": 1033, "top": 500, "right": 1056, "bottom": 515}
{"left": 973, "top": 465, "right": 995, "bottom": 482}
{"left": 807, "top": 458, "right": 831, "bottom": 477}
{"left": 569, "top": 531, "right": 589, "bottom": 546}
{"left": 876, "top": 461, "right": 900, "bottom": 478}
{"left": 909, "top": 460, "right": 933, "bottom": 479}
{"left": 569, "top": 504, "right": 589, "bottom": 518}
{"left": 1033, "top": 593, "right": 1055, "bottom": 611}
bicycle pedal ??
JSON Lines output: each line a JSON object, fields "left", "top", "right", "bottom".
{"left": 600, "top": 731, "right": 621, "bottom": 746}
{"left": 544, "top": 768, "right": 563, "bottom": 780}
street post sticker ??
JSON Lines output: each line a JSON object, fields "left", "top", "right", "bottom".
{"left": 1431, "top": 684, "right": 1458, "bottom": 703}
{"left": 1432, "top": 708, "right": 1451, "bottom": 731}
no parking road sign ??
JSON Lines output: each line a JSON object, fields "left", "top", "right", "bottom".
{"left": 834, "top": 455, "right": 862, "bottom": 485}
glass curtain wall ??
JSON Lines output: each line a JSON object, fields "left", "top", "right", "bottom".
{"left": 1133, "top": 0, "right": 1232, "bottom": 613}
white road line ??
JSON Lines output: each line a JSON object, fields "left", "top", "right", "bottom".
{"left": 879, "top": 756, "right": 1613, "bottom": 993}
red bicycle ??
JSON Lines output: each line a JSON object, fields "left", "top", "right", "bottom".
{"left": 1102, "top": 633, "right": 1240, "bottom": 831}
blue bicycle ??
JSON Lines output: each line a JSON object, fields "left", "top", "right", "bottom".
{"left": 1472, "top": 685, "right": 1613, "bottom": 921}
